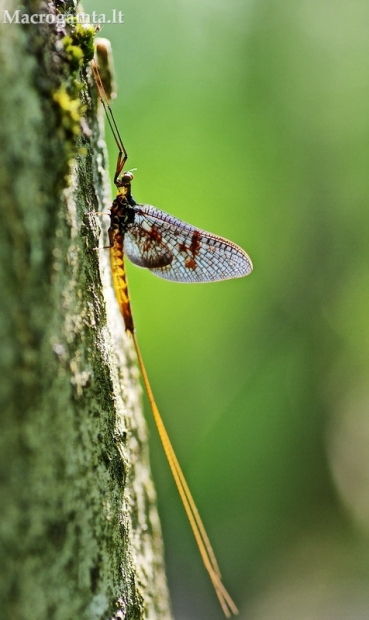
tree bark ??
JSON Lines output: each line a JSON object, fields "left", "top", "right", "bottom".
{"left": 0, "top": 2, "right": 172, "bottom": 619}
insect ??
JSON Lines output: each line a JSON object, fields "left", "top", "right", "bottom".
{"left": 91, "top": 56, "right": 252, "bottom": 617}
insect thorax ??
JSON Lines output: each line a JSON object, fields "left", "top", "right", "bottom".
{"left": 111, "top": 195, "right": 136, "bottom": 232}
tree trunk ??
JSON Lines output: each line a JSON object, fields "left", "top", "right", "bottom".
{"left": 0, "top": 2, "right": 172, "bottom": 619}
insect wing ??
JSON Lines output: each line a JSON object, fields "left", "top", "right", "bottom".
{"left": 124, "top": 204, "right": 253, "bottom": 283}
{"left": 123, "top": 210, "right": 173, "bottom": 269}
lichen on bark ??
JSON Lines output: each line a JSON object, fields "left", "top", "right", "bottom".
{"left": 0, "top": 2, "right": 172, "bottom": 619}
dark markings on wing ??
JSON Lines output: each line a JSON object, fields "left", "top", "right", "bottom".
{"left": 124, "top": 219, "right": 173, "bottom": 269}
{"left": 123, "top": 204, "right": 253, "bottom": 283}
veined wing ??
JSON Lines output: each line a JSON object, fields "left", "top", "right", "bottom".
{"left": 124, "top": 204, "right": 253, "bottom": 283}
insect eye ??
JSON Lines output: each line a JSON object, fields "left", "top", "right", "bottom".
{"left": 122, "top": 171, "right": 134, "bottom": 182}
{"left": 117, "top": 171, "right": 133, "bottom": 188}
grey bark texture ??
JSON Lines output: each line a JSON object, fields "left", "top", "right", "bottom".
{"left": 0, "top": 2, "right": 172, "bottom": 619}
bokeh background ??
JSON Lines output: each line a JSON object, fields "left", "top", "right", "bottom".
{"left": 83, "top": 1, "right": 369, "bottom": 618}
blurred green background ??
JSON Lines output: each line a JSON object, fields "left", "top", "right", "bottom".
{"left": 84, "top": 1, "right": 369, "bottom": 618}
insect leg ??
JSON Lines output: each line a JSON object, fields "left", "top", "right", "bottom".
{"left": 91, "top": 59, "right": 128, "bottom": 181}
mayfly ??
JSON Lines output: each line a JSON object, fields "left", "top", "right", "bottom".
{"left": 91, "top": 55, "right": 252, "bottom": 617}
